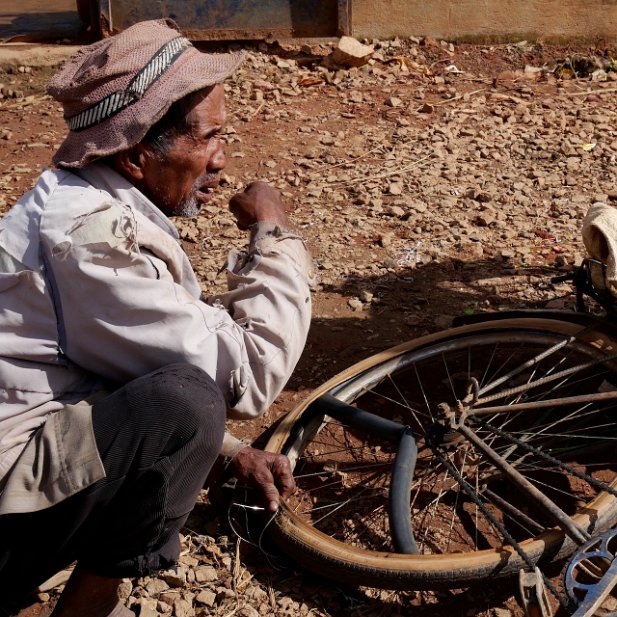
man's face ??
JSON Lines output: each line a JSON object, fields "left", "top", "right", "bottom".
{"left": 141, "top": 84, "right": 227, "bottom": 217}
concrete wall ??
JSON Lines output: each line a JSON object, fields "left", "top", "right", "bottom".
{"left": 352, "top": 0, "right": 617, "bottom": 42}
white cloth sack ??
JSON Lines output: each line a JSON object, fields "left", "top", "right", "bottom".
{"left": 582, "top": 202, "right": 617, "bottom": 296}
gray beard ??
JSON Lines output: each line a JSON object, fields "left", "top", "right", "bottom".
{"left": 173, "top": 172, "right": 219, "bottom": 217}
{"left": 174, "top": 196, "right": 202, "bottom": 218}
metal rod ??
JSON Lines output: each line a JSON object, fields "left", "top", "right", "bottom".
{"left": 457, "top": 423, "right": 590, "bottom": 545}
{"left": 482, "top": 487, "right": 546, "bottom": 535}
{"left": 477, "top": 335, "right": 577, "bottom": 397}
{"left": 477, "top": 350, "right": 617, "bottom": 405}
{"left": 468, "top": 390, "right": 617, "bottom": 417}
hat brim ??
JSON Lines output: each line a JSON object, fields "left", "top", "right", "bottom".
{"left": 53, "top": 47, "right": 244, "bottom": 168}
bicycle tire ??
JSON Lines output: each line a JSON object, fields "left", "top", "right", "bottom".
{"left": 265, "top": 318, "right": 617, "bottom": 589}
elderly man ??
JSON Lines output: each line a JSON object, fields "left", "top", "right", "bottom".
{"left": 0, "top": 19, "right": 312, "bottom": 617}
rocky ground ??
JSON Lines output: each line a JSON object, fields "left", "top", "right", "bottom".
{"left": 2, "top": 34, "right": 617, "bottom": 616}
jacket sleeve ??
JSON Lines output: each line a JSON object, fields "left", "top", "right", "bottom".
{"left": 41, "top": 200, "right": 313, "bottom": 420}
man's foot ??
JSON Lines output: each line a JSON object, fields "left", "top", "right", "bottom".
{"left": 50, "top": 569, "right": 134, "bottom": 617}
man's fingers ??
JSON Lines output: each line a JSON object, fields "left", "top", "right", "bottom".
{"left": 230, "top": 447, "right": 296, "bottom": 512}
{"left": 255, "top": 455, "right": 295, "bottom": 511}
{"left": 262, "top": 484, "right": 281, "bottom": 513}
{"left": 272, "top": 456, "right": 296, "bottom": 499}
{"left": 228, "top": 193, "right": 252, "bottom": 229}
{"left": 252, "top": 467, "right": 280, "bottom": 512}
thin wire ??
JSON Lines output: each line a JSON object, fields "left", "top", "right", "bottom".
{"left": 387, "top": 373, "right": 423, "bottom": 427}
{"left": 227, "top": 502, "right": 286, "bottom": 571}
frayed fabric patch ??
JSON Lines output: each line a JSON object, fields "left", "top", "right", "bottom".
{"left": 53, "top": 202, "right": 138, "bottom": 259}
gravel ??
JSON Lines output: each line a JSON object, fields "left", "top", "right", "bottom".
{"left": 4, "top": 35, "right": 617, "bottom": 617}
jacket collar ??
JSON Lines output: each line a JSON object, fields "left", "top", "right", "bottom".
{"left": 73, "top": 162, "right": 180, "bottom": 240}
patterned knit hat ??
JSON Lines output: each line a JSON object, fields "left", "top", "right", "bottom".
{"left": 48, "top": 19, "right": 244, "bottom": 168}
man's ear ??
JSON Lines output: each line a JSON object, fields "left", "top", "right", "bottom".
{"left": 110, "top": 144, "right": 149, "bottom": 183}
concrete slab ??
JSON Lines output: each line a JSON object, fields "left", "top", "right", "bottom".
{"left": 0, "top": 43, "right": 80, "bottom": 66}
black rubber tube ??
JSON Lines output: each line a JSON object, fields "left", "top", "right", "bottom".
{"left": 390, "top": 427, "right": 419, "bottom": 554}
{"left": 288, "top": 394, "right": 420, "bottom": 555}
{"left": 309, "top": 394, "right": 406, "bottom": 443}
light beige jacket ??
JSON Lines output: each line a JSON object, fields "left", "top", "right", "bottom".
{"left": 0, "top": 163, "right": 313, "bottom": 513}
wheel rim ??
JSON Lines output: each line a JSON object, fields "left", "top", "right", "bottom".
{"left": 269, "top": 321, "right": 617, "bottom": 570}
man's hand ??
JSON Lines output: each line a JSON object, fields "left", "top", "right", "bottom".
{"left": 230, "top": 446, "right": 296, "bottom": 513}
{"left": 229, "top": 181, "right": 290, "bottom": 230}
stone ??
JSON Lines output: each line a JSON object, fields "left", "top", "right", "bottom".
{"left": 195, "top": 590, "right": 217, "bottom": 607}
{"left": 348, "top": 297, "right": 364, "bottom": 311}
{"left": 194, "top": 566, "right": 218, "bottom": 583}
{"left": 145, "top": 578, "right": 170, "bottom": 596}
{"left": 237, "top": 607, "right": 260, "bottom": 617}
{"left": 331, "top": 36, "right": 374, "bottom": 67}
{"left": 386, "top": 205, "right": 406, "bottom": 217}
{"left": 161, "top": 567, "right": 187, "bottom": 587}
{"left": 475, "top": 210, "right": 497, "bottom": 227}
{"left": 134, "top": 598, "right": 159, "bottom": 617}
{"left": 385, "top": 96, "right": 402, "bottom": 107}
{"left": 379, "top": 232, "right": 394, "bottom": 247}
{"left": 173, "top": 598, "right": 194, "bottom": 617}
{"left": 417, "top": 102, "right": 434, "bottom": 113}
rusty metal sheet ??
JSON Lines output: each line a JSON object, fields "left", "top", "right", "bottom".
{"left": 100, "top": 0, "right": 349, "bottom": 40}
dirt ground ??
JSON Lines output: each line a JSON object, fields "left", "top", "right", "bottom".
{"left": 2, "top": 33, "right": 617, "bottom": 617}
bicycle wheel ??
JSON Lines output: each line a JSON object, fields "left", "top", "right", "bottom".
{"left": 265, "top": 318, "right": 617, "bottom": 589}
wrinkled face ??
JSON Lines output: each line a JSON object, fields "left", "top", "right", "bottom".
{"left": 141, "top": 84, "right": 227, "bottom": 217}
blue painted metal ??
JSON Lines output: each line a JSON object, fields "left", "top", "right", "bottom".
{"left": 565, "top": 527, "right": 617, "bottom": 616}
{"left": 99, "top": 0, "right": 349, "bottom": 40}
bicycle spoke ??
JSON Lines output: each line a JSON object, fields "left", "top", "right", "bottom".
{"left": 309, "top": 490, "right": 385, "bottom": 525}
{"left": 488, "top": 405, "right": 591, "bottom": 464}
{"left": 413, "top": 363, "right": 434, "bottom": 420}
{"left": 387, "top": 372, "right": 421, "bottom": 425}
{"left": 354, "top": 386, "right": 432, "bottom": 422}
{"left": 488, "top": 388, "right": 603, "bottom": 462}
{"left": 475, "top": 466, "right": 479, "bottom": 550}
{"left": 480, "top": 341, "right": 518, "bottom": 392}
{"left": 293, "top": 462, "right": 391, "bottom": 481}
{"left": 447, "top": 449, "right": 469, "bottom": 552}
{"left": 419, "top": 466, "right": 451, "bottom": 552}
{"left": 442, "top": 351, "right": 459, "bottom": 402}
{"left": 297, "top": 440, "right": 391, "bottom": 462}
{"left": 525, "top": 475, "right": 594, "bottom": 501}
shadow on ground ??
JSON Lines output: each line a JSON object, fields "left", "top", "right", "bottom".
{"left": 291, "top": 257, "right": 573, "bottom": 392}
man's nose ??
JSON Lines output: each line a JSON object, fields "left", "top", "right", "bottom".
{"left": 208, "top": 140, "right": 226, "bottom": 172}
